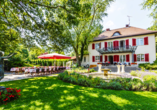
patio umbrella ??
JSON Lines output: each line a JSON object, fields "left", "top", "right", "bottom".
{"left": 38, "top": 53, "right": 71, "bottom": 67}
{"left": 38, "top": 53, "right": 71, "bottom": 59}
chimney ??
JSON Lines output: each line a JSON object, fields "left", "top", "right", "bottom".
{"left": 106, "top": 28, "right": 110, "bottom": 31}
{"left": 126, "top": 24, "right": 129, "bottom": 27}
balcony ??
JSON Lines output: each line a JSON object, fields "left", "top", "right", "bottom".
{"left": 97, "top": 45, "right": 137, "bottom": 54}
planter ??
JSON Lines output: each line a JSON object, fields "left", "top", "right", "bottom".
{"left": 97, "top": 63, "right": 102, "bottom": 65}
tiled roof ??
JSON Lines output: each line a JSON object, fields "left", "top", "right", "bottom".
{"left": 94, "top": 26, "right": 157, "bottom": 41}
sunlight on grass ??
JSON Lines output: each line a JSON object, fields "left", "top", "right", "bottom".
{"left": 58, "top": 103, "right": 67, "bottom": 108}
{"left": 87, "top": 93, "right": 98, "bottom": 98}
{"left": 103, "top": 94, "right": 132, "bottom": 107}
{"left": 134, "top": 91, "right": 157, "bottom": 99}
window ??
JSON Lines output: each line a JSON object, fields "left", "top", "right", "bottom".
{"left": 120, "top": 55, "right": 126, "bottom": 62}
{"left": 95, "top": 56, "right": 100, "bottom": 62}
{"left": 84, "top": 57, "right": 86, "bottom": 62}
{"left": 108, "top": 42, "right": 113, "bottom": 48}
{"left": 112, "top": 32, "right": 121, "bottom": 36}
{"left": 95, "top": 43, "right": 100, "bottom": 49}
{"left": 137, "top": 54, "right": 145, "bottom": 62}
{"left": 136, "top": 38, "right": 144, "bottom": 46}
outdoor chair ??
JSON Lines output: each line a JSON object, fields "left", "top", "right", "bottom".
{"left": 35, "top": 68, "right": 40, "bottom": 76}
{"left": 15, "top": 67, "right": 19, "bottom": 74}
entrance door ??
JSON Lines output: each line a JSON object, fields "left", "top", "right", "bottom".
{"left": 109, "top": 56, "right": 113, "bottom": 64}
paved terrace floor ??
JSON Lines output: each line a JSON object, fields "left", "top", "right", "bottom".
{"left": 0, "top": 71, "right": 58, "bottom": 82}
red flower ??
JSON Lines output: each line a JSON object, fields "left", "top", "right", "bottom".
{"left": 0, "top": 92, "right": 1, "bottom": 95}
{"left": 16, "top": 89, "right": 21, "bottom": 93}
{"left": 3, "top": 98, "right": 8, "bottom": 101}
{"left": 18, "top": 94, "right": 21, "bottom": 96}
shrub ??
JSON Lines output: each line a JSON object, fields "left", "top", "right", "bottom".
{"left": 89, "top": 69, "right": 95, "bottom": 73}
{"left": 110, "top": 78, "right": 132, "bottom": 90}
{"left": 63, "top": 75, "right": 71, "bottom": 82}
{"left": 108, "top": 82, "right": 122, "bottom": 90}
{"left": 129, "top": 78, "right": 143, "bottom": 91}
{"left": 69, "top": 76, "right": 78, "bottom": 84}
{"left": 100, "top": 81, "right": 108, "bottom": 89}
{"left": 130, "top": 71, "right": 138, "bottom": 76}
{"left": 143, "top": 75, "right": 157, "bottom": 81}
{"left": 143, "top": 81, "right": 157, "bottom": 91}
{"left": 89, "top": 75, "right": 93, "bottom": 79}
{"left": 0, "top": 88, "right": 21, "bottom": 104}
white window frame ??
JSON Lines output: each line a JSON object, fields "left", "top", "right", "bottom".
{"left": 108, "top": 42, "right": 113, "bottom": 48}
{"left": 136, "top": 38, "right": 144, "bottom": 46}
{"left": 95, "top": 56, "right": 100, "bottom": 62}
{"left": 95, "top": 43, "right": 100, "bottom": 49}
{"left": 120, "top": 55, "right": 126, "bottom": 63}
{"left": 137, "top": 54, "right": 145, "bottom": 62}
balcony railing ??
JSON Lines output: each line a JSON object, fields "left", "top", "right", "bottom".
{"left": 96, "top": 45, "right": 137, "bottom": 54}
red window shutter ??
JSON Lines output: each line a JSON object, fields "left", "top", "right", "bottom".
{"left": 126, "top": 54, "right": 130, "bottom": 62}
{"left": 99, "top": 42, "right": 101, "bottom": 49}
{"left": 126, "top": 39, "right": 129, "bottom": 49}
{"left": 117, "top": 55, "right": 119, "bottom": 62}
{"left": 92, "top": 43, "right": 95, "bottom": 50}
{"left": 145, "top": 53, "right": 149, "bottom": 62}
{"left": 105, "top": 42, "right": 107, "bottom": 50}
{"left": 100, "top": 55, "right": 102, "bottom": 62}
{"left": 113, "top": 41, "right": 116, "bottom": 50}
{"left": 134, "top": 54, "right": 137, "bottom": 62}
{"left": 144, "top": 37, "right": 148, "bottom": 45}
{"left": 114, "top": 55, "right": 117, "bottom": 62}
{"left": 105, "top": 56, "right": 108, "bottom": 62}
{"left": 132, "top": 39, "right": 136, "bottom": 46}
{"left": 92, "top": 56, "right": 95, "bottom": 62}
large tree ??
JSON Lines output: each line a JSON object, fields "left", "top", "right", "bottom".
{"left": 0, "top": 0, "right": 114, "bottom": 66}
{"left": 142, "top": 0, "right": 157, "bottom": 30}
{"left": 47, "top": 0, "right": 114, "bottom": 65}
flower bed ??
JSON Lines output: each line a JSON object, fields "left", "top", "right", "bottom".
{"left": 0, "top": 88, "right": 21, "bottom": 104}
{"left": 58, "top": 71, "right": 157, "bottom": 91}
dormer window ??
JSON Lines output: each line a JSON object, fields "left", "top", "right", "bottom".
{"left": 112, "top": 32, "right": 121, "bottom": 36}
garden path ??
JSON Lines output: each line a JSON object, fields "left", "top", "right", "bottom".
{"left": 0, "top": 72, "right": 58, "bottom": 82}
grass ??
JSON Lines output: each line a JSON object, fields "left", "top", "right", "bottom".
{"left": 0, "top": 76, "right": 157, "bottom": 110}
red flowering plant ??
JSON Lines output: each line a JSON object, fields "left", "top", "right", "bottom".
{"left": 0, "top": 88, "right": 21, "bottom": 104}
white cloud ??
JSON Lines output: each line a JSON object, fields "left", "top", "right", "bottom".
{"left": 107, "top": 2, "right": 126, "bottom": 13}
{"left": 105, "top": 20, "right": 114, "bottom": 27}
{"left": 102, "top": 20, "right": 116, "bottom": 30}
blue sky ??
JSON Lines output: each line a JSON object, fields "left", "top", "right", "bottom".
{"left": 101, "top": 0, "right": 153, "bottom": 30}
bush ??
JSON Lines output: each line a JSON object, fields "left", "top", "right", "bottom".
{"left": 108, "top": 82, "right": 122, "bottom": 90}
{"left": 143, "top": 81, "right": 157, "bottom": 91}
{"left": 58, "top": 71, "right": 157, "bottom": 91}
{"left": 0, "top": 88, "right": 21, "bottom": 104}
{"left": 129, "top": 78, "right": 143, "bottom": 91}
{"left": 100, "top": 81, "right": 108, "bottom": 89}
{"left": 130, "top": 71, "right": 138, "bottom": 76}
{"left": 143, "top": 75, "right": 157, "bottom": 82}
{"left": 89, "top": 69, "right": 95, "bottom": 73}
{"left": 110, "top": 78, "right": 132, "bottom": 90}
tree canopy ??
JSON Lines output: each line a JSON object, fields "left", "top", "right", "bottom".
{"left": 142, "top": 0, "right": 157, "bottom": 30}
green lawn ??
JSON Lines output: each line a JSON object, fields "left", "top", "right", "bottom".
{"left": 0, "top": 76, "right": 157, "bottom": 110}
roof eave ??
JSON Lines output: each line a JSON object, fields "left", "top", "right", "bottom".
{"left": 93, "top": 32, "right": 157, "bottom": 42}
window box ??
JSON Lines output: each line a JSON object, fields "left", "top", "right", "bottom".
{"left": 131, "top": 63, "right": 137, "bottom": 65}
{"left": 97, "top": 63, "right": 102, "bottom": 65}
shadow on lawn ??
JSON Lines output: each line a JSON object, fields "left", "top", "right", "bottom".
{"left": 0, "top": 76, "right": 157, "bottom": 110}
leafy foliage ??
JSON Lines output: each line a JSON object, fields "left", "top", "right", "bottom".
{"left": 142, "top": 0, "right": 157, "bottom": 30}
